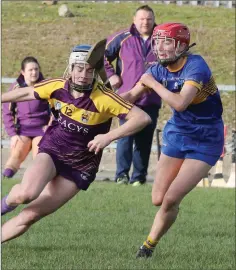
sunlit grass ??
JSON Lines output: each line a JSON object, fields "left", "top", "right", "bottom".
{"left": 1, "top": 179, "right": 235, "bottom": 270}
{"left": 1, "top": 1, "right": 235, "bottom": 83}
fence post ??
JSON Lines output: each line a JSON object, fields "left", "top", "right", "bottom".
{"left": 213, "top": 1, "right": 220, "bottom": 7}
{"left": 190, "top": 1, "right": 198, "bottom": 6}
{"left": 156, "top": 129, "right": 161, "bottom": 160}
{"left": 176, "top": 1, "right": 183, "bottom": 5}
{"left": 220, "top": 125, "right": 228, "bottom": 158}
{"left": 226, "top": 1, "right": 233, "bottom": 8}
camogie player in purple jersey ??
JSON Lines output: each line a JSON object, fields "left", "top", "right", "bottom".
{"left": 122, "top": 23, "right": 224, "bottom": 258}
{"left": 1, "top": 44, "right": 151, "bottom": 243}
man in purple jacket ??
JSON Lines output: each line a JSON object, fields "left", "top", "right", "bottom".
{"left": 2, "top": 56, "right": 51, "bottom": 178}
{"left": 104, "top": 5, "right": 161, "bottom": 186}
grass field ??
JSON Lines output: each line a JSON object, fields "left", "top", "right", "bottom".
{"left": 1, "top": 179, "right": 235, "bottom": 270}
{"left": 1, "top": 3, "right": 236, "bottom": 269}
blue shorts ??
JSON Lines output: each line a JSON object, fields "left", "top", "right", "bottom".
{"left": 161, "top": 121, "right": 224, "bottom": 166}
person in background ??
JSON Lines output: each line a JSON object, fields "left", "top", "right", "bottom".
{"left": 122, "top": 22, "right": 224, "bottom": 258}
{"left": 104, "top": 5, "right": 161, "bottom": 187}
{"left": 2, "top": 57, "right": 51, "bottom": 179}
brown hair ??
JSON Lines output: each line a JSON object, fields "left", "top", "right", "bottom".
{"left": 135, "top": 5, "right": 154, "bottom": 16}
{"left": 21, "top": 56, "right": 41, "bottom": 71}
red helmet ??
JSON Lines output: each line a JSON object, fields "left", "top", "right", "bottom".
{"left": 152, "top": 23, "right": 190, "bottom": 47}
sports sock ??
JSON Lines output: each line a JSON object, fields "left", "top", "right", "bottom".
{"left": 143, "top": 236, "right": 158, "bottom": 251}
{"left": 3, "top": 168, "right": 16, "bottom": 178}
{"left": 1, "top": 196, "right": 17, "bottom": 216}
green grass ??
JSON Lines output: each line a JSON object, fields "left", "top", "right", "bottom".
{"left": 1, "top": 179, "right": 235, "bottom": 270}
{"left": 1, "top": 4, "right": 235, "bottom": 269}
{"left": 1, "top": 1, "right": 235, "bottom": 84}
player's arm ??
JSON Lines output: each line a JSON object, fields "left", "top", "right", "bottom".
{"left": 1, "top": 86, "right": 36, "bottom": 103}
{"left": 120, "top": 82, "right": 147, "bottom": 103}
{"left": 88, "top": 106, "right": 151, "bottom": 154}
{"left": 140, "top": 73, "right": 198, "bottom": 112}
{"left": 107, "top": 106, "right": 151, "bottom": 139}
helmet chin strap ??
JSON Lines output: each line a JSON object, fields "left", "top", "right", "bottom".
{"left": 158, "top": 42, "right": 196, "bottom": 67}
{"left": 69, "top": 78, "right": 95, "bottom": 93}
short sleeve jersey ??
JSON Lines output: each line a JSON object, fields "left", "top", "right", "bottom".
{"left": 33, "top": 79, "right": 133, "bottom": 172}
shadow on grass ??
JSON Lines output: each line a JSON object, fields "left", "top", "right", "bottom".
{"left": 4, "top": 243, "right": 79, "bottom": 252}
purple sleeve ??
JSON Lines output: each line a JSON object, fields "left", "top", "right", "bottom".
{"left": 104, "top": 39, "right": 117, "bottom": 79}
{"left": 2, "top": 83, "right": 17, "bottom": 136}
{"left": 104, "top": 31, "right": 125, "bottom": 79}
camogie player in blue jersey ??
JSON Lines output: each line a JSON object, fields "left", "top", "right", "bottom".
{"left": 122, "top": 22, "right": 224, "bottom": 258}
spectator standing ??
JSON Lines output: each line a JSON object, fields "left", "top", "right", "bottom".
{"left": 104, "top": 5, "right": 161, "bottom": 186}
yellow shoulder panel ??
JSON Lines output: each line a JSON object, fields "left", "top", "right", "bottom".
{"left": 34, "top": 78, "right": 66, "bottom": 100}
{"left": 91, "top": 83, "right": 133, "bottom": 117}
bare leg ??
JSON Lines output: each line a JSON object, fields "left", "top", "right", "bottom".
{"left": 151, "top": 153, "right": 184, "bottom": 206}
{"left": 2, "top": 175, "right": 79, "bottom": 243}
{"left": 31, "top": 136, "right": 42, "bottom": 158}
{"left": 149, "top": 159, "right": 211, "bottom": 242}
{"left": 5, "top": 153, "right": 56, "bottom": 207}
{"left": 136, "top": 154, "right": 184, "bottom": 257}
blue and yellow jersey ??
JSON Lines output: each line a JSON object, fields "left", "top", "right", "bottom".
{"left": 33, "top": 79, "right": 133, "bottom": 173}
{"left": 146, "top": 54, "right": 223, "bottom": 124}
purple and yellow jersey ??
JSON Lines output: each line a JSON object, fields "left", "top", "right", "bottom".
{"left": 146, "top": 54, "right": 223, "bottom": 124}
{"left": 33, "top": 78, "right": 133, "bottom": 173}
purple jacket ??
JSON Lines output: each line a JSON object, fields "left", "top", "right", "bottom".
{"left": 3, "top": 73, "right": 50, "bottom": 137}
{"left": 104, "top": 24, "right": 161, "bottom": 108}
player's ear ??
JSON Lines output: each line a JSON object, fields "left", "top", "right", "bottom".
{"left": 177, "top": 43, "right": 187, "bottom": 54}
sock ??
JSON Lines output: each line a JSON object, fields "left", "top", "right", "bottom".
{"left": 143, "top": 236, "right": 158, "bottom": 251}
{"left": 1, "top": 196, "right": 17, "bottom": 216}
{"left": 3, "top": 168, "right": 16, "bottom": 178}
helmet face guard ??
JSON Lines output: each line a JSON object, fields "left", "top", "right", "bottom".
{"left": 151, "top": 23, "right": 193, "bottom": 67}
{"left": 151, "top": 35, "right": 182, "bottom": 67}
{"left": 64, "top": 44, "right": 96, "bottom": 92}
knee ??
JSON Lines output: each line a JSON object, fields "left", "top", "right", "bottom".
{"left": 152, "top": 193, "right": 164, "bottom": 206}
{"left": 162, "top": 194, "right": 180, "bottom": 213}
{"left": 16, "top": 189, "right": 38, "bottom": 204}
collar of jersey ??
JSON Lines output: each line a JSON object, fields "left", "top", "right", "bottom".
{"left": 166, "top": 56, "right": 187, "bottom": 72}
